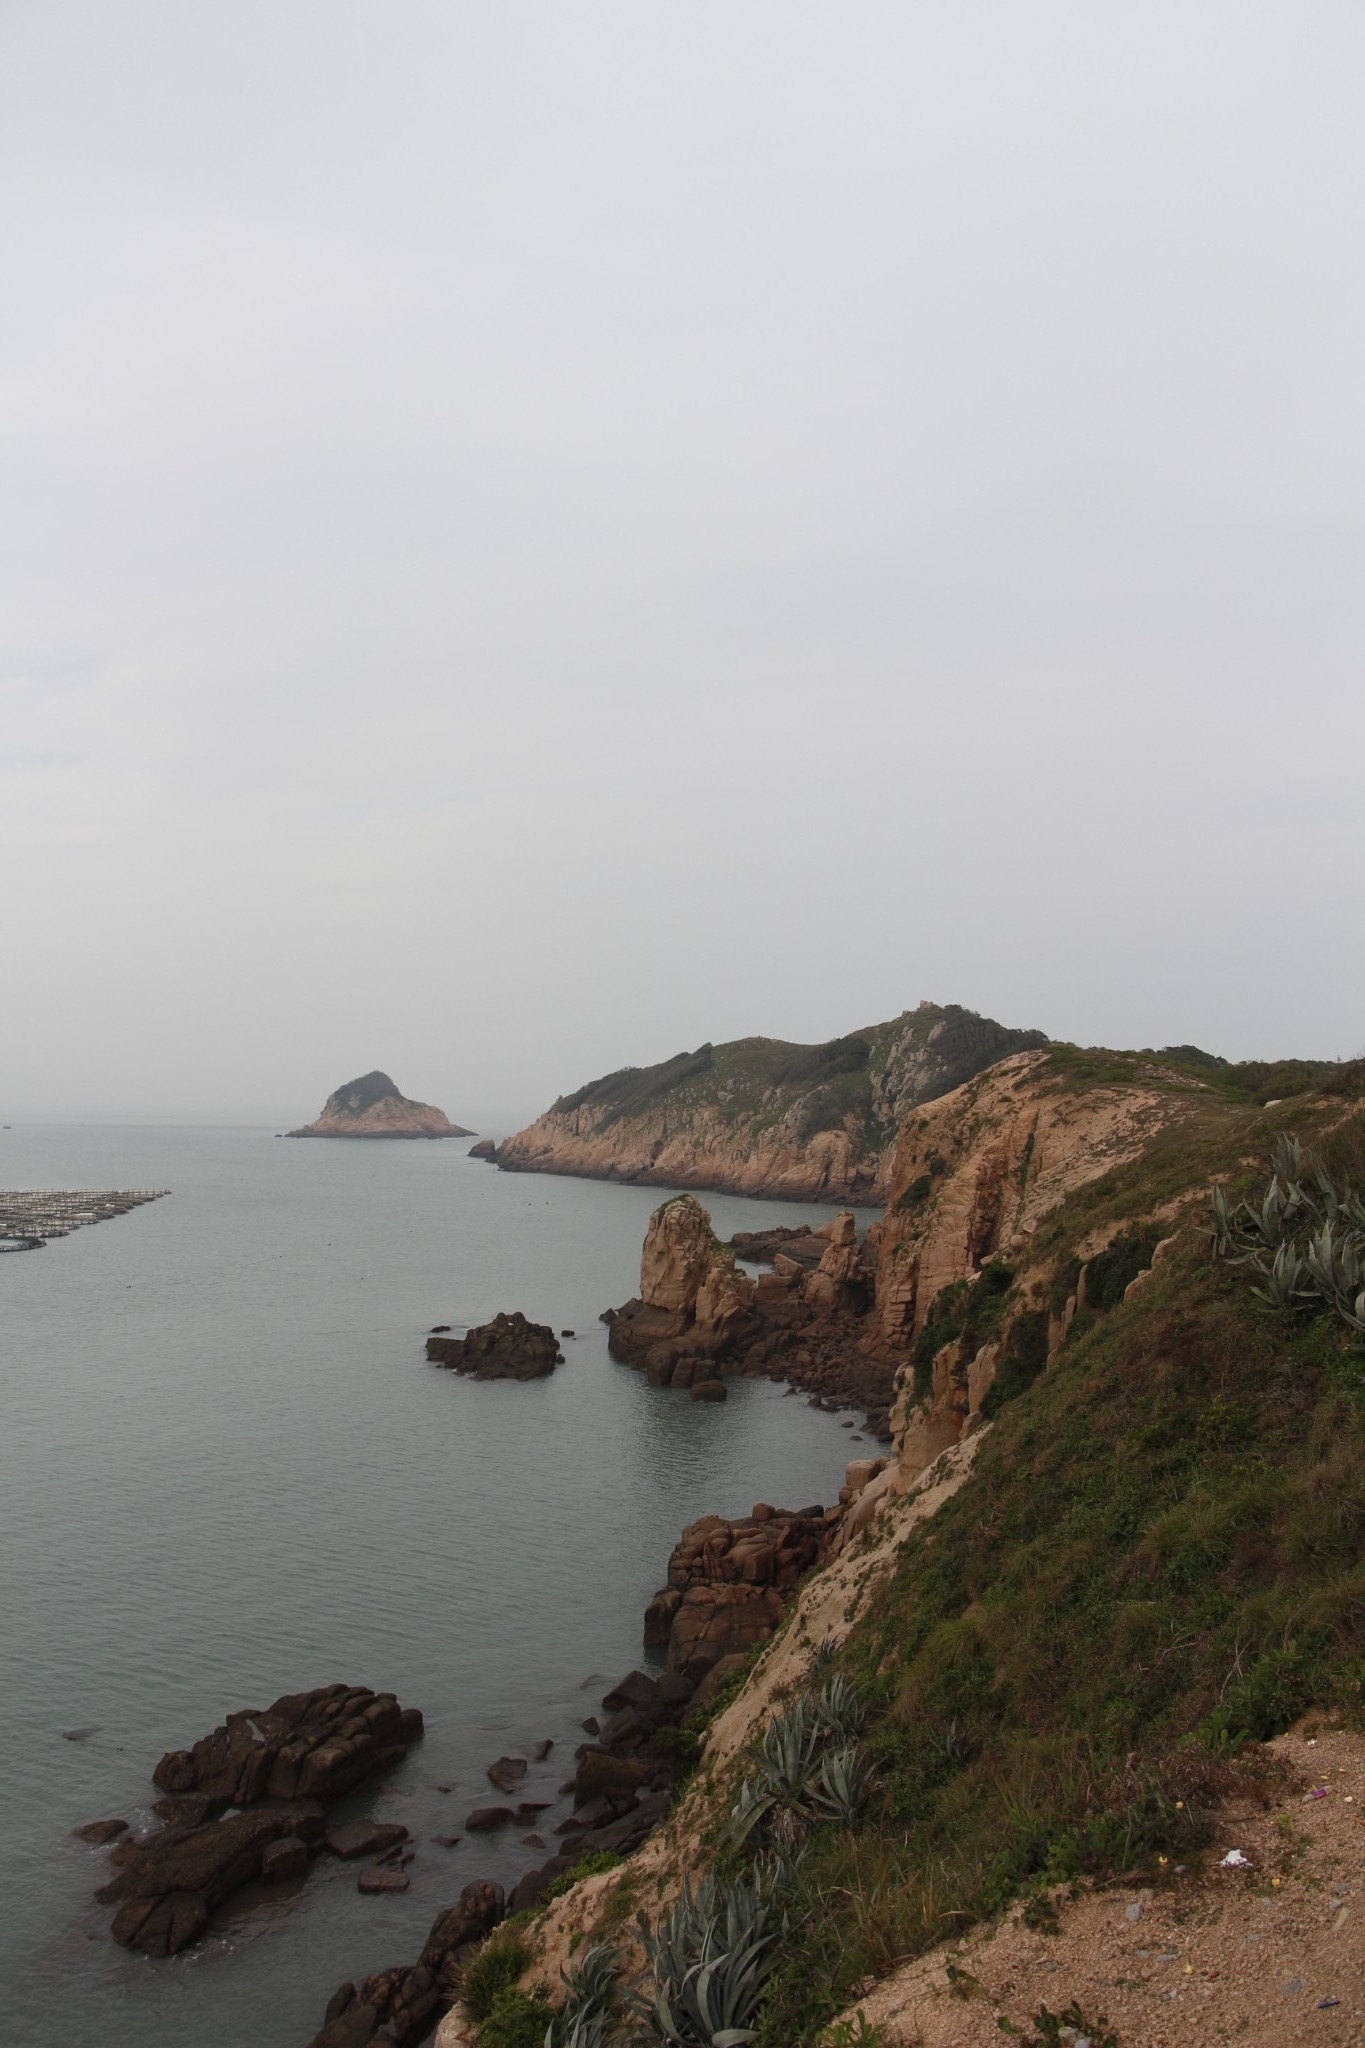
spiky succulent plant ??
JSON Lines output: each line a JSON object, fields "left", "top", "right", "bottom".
{"left": 1211, "top": 1136, "right": 1365, "bottom": 1335}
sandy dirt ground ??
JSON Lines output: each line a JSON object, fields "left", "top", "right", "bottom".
{"left": 837, "top": 1722, "right": 1365, "bottom": 2048}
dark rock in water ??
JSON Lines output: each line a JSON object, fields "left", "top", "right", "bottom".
{"left": 357, "top": 1867, "right": 409, "bottom": 1894}
{"left": 95, "top": 1685, "right": 421, "bottom": 1956}
{"left": 73, "top": 1817, "right": 128, "bottom": 1845}
{"left": 261, "top": 1834, "right": 309, "bottom": 1882}
{"left": 429, "top": 1324, "right": 451, "bottom": 1334}
{"left": 468, "top": 1138, "right": 498, "bottom": 1161}
{"left": 325, "top": 1821, "right": 409, "bottom": 1861}
{"left": 152, "top": 1793, "right": 229, "bottom": 1826}
{"left": 561, "top": 1328, "right": 575, "bottom": 1337}
{"left": 601, "top": 1670, "right": 658, "bottom": 1713}
{"left": 433, "top": 1834, "right": 461, "bottom": 1848}
{"left": 153, "top": 1683, "right": 422, "bottom": 1806}
{"left": 308, "top": 1880, "right": 504, "bottom": 2048}
{"left": 690, "top": 1379, "right": 727, "bottom": 1402}
{"left": 98, "top": 1806, "right": 321, "bottom": 1954}
{"left": 513, "top": 1800, "right": 550, "bottom": 1822}
{"left": 426, "top": 1312, "right": 563, "bottom": 1380}
{"left": 465, "top": 1805, "right": 515, "bottom": 1832}
{"left": 531, "top": 1738, "right": 554, "bottom": 1760}
{"left": 486, "top": 1755, "right": 527, "bottom": 1793}
{"left": 62, "top": 1726, "right": 100, "bottom": 1743}
{"left": 580, "top": 1715, "right": 600, "bottom": 1737}
{"left": 521, "top": 1832, "right": 547, "bottom": 1849}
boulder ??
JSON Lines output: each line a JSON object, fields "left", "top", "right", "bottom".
{"left": 261, "top": 1834, "right": 310, "bottom": 1882}
{"left": 690, "top": 1379, "right": 727, "bottom": 1402}
{"left": 99, "top": 1807, "right": 318, "bottom": 1954}
{"left": 601, "top": 1670, "right": 659, "bottom": 1712}
{"left": 72, "top": 1817, "right": 128, "bottom": 1845}
{"left": 325, "top": 1822, "right": 410, "bottom": 1861}
{"left": 357, "top": 1868, "right": 410, "bottom": 1894}
{"left": 486, "top": 1755, "right": 527, "bottom": 1793}
{"left": 666, "top": 1582, "right": 788, "bottom": 1684}
{"left": 468, "top": 1139, "right": 498, "bottom": 1161}
{"left": 426, "top": 1313, "right": 562, "bottom": 1380}
{"left": 573, "top": 1748, "right": 649, "bottom": 1808}
{"left": 152, "top": 1684, "right": 421, "bottom": 1807}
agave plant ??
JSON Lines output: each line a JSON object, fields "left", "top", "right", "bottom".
{"left": 813, "top": 1673, "right": 867, "bottom": 1740}
{"left": 1211, "top": 1138, "right": 1365, "bottom": 1339}
{"left": 549, "top": 1941, "right": 621, "bottom": 2047}
{"left": 635, "top": 1862, "right": 790, "bottom": 2047}
{"left": 803, "top": 1741, "right": 874, "bottom": 1826}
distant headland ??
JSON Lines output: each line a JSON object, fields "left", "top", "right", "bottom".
{"left": 286, "top": 1071, "right": 473, "bottom": 1140}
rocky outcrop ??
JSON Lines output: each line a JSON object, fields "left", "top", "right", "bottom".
{"left": 643, "top": 1503, "right": 841, "bottom": 1682}
{"left": 98, "top": 1805, "right": 327, "bottom": 1956}
{"left": 152, "top": 1683, "right": 423, "bottom": 1805}
{"left": 289, "top": 1071, "right": 473, "bottom": 1139}
{"left": 95, "top": 1685, "right": 423, "bottom": 1955}
{"left": 467, "top": 1138, "right": 497, "bottom": 1161}
{"left": 307, "top": 1881, "right": 506, "bottom": 2048}
{"left": 607, "top": 1193, "right": 893, "bottom": 1430}
{"left": 498, "top": 1004, "right": 1048, "bottom": 1201}
{"left": 426, "top": 1312, "right": 563, "bottom": 1379}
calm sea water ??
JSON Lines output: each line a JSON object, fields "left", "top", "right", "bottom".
{"left": 1, "top": 1126, "right": 872, "bottom": 2047}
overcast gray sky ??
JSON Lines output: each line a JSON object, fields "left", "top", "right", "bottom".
{"left": 3, "top": 1, "right": 1362, "bottom": 1128}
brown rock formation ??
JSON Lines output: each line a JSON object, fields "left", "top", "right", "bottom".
{"left": 643, "top": 1503, "right": 840, "bottom": 1681}
{"left": 608, "top": 1193, "right": 892, "bottom": 1429}
{"left": 308, "top": 1880, "right": 506, "bottom": 2048}
{"left": 98, "top": 1804, "right": 327, "bottom": 1956}
{"left": 498, "top": 1004, "right": 1048, "bottom": 1201}
{"left": 153, "top": 1683, "right": 422, "bottom": 1805}
{"left": 288, "top": 1071, "right": 472, "bottom": 1140}
{"left": 96, "top": 1684, "right": 422, "bottom": 1955}
{"left": 426, "top": 1312, "right": 563, "bottom": 1379}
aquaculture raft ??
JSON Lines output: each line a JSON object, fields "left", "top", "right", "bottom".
{"left": 0, "top": 1188, "right": 169, "bottom": 1247}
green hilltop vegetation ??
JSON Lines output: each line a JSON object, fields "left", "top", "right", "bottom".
{"left": 544, "top": 1006, "right": 1350, "bottom": 1162}
{"left": 469, "top": 1058, "right": 1365, "bottom": 2048}
{"left": 549, "top": 1002, "right": 1050, "bottom": 1154}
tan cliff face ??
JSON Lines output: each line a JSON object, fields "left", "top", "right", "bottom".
{"left": 498, "top": 1099, "right": 889, "bottom": 1201}
{"left": 874, "top": 1049, "right": 1202, "bottom": 1481}
{"left": 876, "top": 1050, "right": 1184, "bottom": 1345}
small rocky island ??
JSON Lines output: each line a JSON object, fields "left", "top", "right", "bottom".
{"left": 288, "top": 1071, "right": 473, "bottom": 1140}
{"left": 426, "top": 1312, "right": 563, "bottom": 1379}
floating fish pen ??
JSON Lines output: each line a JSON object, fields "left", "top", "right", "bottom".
{"left": 0, "top": 1188, "right": 170, "bottom": 1247}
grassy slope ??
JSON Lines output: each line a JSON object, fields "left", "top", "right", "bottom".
{"left": 713, "top": 1092, "right": 1365, "bottom": 2044}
